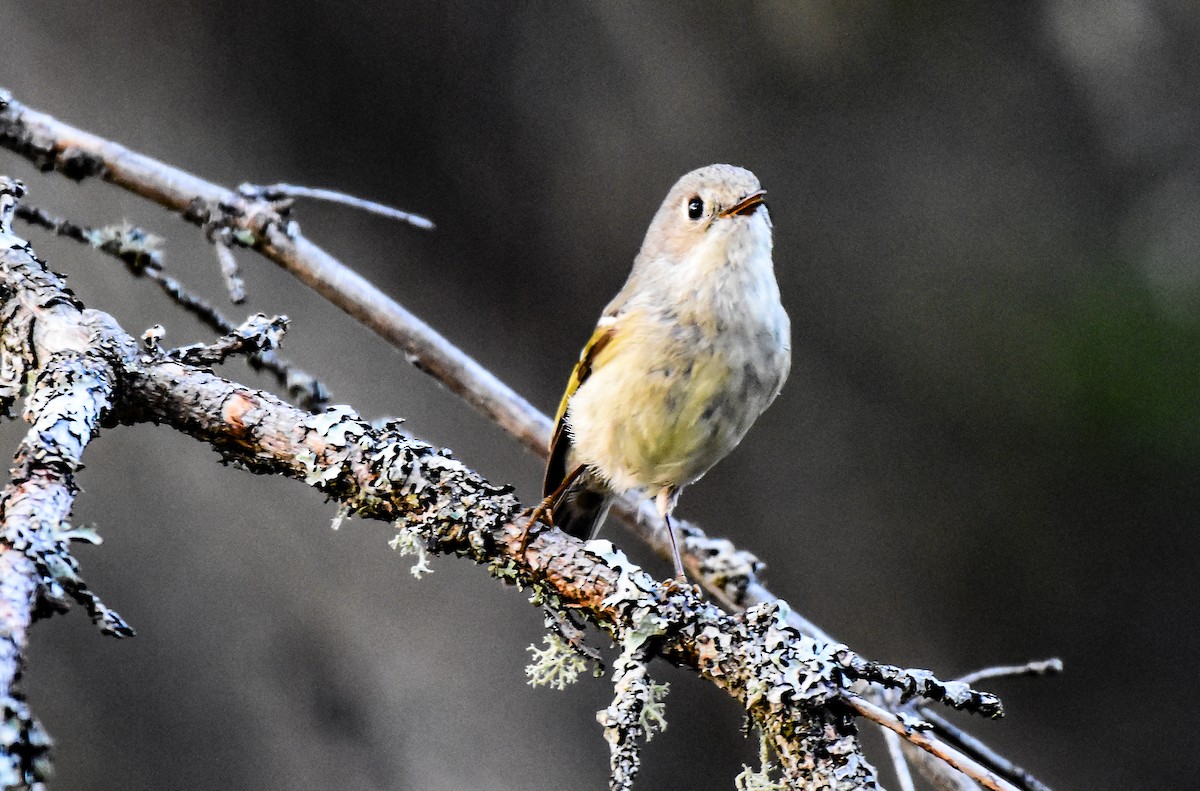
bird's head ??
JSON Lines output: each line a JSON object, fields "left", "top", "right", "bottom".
{"left": 638, "top": 164, "right": 772, "bottom": 271}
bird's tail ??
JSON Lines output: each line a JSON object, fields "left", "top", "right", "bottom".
{"left": 550, "top": 476, "right": 613, "bottom": 541}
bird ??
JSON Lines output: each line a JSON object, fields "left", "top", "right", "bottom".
{"left": 528, "top": 164, "right": 791, "bottom": 581}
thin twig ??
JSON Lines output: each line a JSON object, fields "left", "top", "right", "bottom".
{"left": 14, "top": 204, "right": 164, "bottom": 270}
{"left": 166, "top": 313, "right": 287, "bottom": 366}
{"left": 836, "top": 648, "right": 1003, "bottom": 718}
{"left": 239, "top": 182, "right": 435, "bottom": 230}
{"left": 883, "top": 727, "right": 918, "bottom": 791}
{"left": 12, "top": 201, "right": 329, "bottom": 411}
{"left": 919, "top": 707, "right": 1054, "bottom": 791}
{"left": 847, "top": 693, "right": 1020, "bottom": 791}
{"left": 213, "top": 240, "right": 246, "bottom": 303}
{"left": 956, "top": 658, "right": 1063, "bottom": 687}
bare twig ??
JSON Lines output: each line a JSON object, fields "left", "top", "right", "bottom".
{"left": 213, "top": 240, "right": 246, "bottom": 303}
{"left": 956, "top": 658, "right": 1063, "bottom": 687}
{"left": 883, "top": 728, "right": 917, "bottom": 791}
{"left": 919, "top": 707, "right": 1054, "bottom": 791}
{"left": 238, "top": 182, "right": 435, "bottom": 230}
{"left": 847, "top": 694, "right": 1020, "bottom": 791}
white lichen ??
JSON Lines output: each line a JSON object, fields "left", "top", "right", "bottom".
{"left": 298, "top": 406, "right": 365, "bottom": 486}
{"left": 306, "top": 405, "right": 364, "bottom": 444}
{"left": 896, "top": 711, "right": 933, "bottom": 733}
{"left": 329, "top": 503, "right": 351, "bottom": 531}
{"left": 141, "top": 324, "right": 165, "bottom": 352}
{"left": 525, "top": 634, "right": 589, "bottom": 691}
{"left": 683, "top": 528, "right": 763, "bottom": 589}
{"left": 389, "top": 522, "right": 434, "bottom": 578}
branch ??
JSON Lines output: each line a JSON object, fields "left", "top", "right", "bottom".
{"left": 0, "top": 85, "right": 779, "bottom": 612}
{"left": 956, "top": 659, "right": 1063, "bottom": 688}
{"left": 238, "top": 182, "right": 435, "bottom": 230}
{"left": 0, "top": 89, "right": 515, "bottom": 441}
{"left": 0, "top": 90, "right": 1055, "bottom": 790}
{"left": 12, "top": 202, "right": 329, "bottom": 411}
{"left": 0, "top": 179, "right": 1028, "bottom": 790}
{"left": 165, "top": 312, "right": 288, "bottom": 366}
{"left": 0, "top": 178, "right": 134, "bottom": 786}
{"left": 211, "top": 239, "right": 246, "bottom": 303}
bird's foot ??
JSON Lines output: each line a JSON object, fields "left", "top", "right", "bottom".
{"left": 517, "top": 494, "right": 556, "bottom": 557}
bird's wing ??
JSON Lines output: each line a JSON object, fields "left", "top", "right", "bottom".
{"left": 543, "top": 317, "right": 618, "bottom": 498}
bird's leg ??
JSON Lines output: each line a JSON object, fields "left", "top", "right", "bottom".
{"left": 519, "top": 464, "right": 587, "bottom": 556}
{"left": 656, "top": 487, "right": 687, "bottom": 582}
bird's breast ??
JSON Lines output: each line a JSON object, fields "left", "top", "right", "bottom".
{"left": 566, "top": 255, "right": 790, "bottom": 494}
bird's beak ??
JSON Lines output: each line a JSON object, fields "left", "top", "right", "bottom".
{"left": 720, "top": 189, "right": 767, "bottom": 218}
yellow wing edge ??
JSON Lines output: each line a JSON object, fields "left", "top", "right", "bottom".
{"left": 543, "top": 322, "right": 618, "bottom": 498}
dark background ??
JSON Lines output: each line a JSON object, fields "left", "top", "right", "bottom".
{"left": 2, "top": 2, "right": 1195, "bottom": 789}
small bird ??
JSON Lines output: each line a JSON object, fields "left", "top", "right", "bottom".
{"left": 532, "top": 164, "right": 790, "bottom": 580}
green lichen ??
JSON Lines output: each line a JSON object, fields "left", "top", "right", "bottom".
{"left": 734, "top": 731, "right": 786, "bottom": 791}
{"left": 525, "top": 634, "right": 589, "bottom": 691}
{"left": 638, "top": 676, "right": 669, "bottom": 741}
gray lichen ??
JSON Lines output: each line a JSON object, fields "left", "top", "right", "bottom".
{"left": 86, "top": 221, "right": 163, "bottom": 266}
{"left": 596, "top": 634, "right": 669, "bottom": 791}
{"left": 0, "top": 694, "right": 51, "bottom": 788}
{"left": 681, "top": 526, "right": 765, "bottom": 603}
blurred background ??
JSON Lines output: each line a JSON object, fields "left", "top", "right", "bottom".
{"left": 1, "top": 2, "right": 1195, "bottom": 789}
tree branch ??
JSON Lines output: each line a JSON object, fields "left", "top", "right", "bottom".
{"left": 0, "top": 84, "right": 833, "bottom": 620}
{"left": 0, "top": 179, "right": 1013, "bottom": 791}
{"left": 1, "top": 181, "right": 897, "bottom": 786}
{"left": 11, "top": 202, "right": 329, "bottom": 410}
{"left": 0, "top": 88, "right": 534, "bottom": 448}
{"left": 0, "top": 178, "right": 134, "bottom": 787}
{"left": 0, "top": 89, "right": 1057, "bottom": 790}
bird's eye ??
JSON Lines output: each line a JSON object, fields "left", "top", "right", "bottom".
{"left": 687, "top": 197, "right": 704, "bottom": 220}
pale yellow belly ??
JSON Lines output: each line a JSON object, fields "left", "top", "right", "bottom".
{"left": 565, "top": 326, "right": 784, "bottom": 494}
